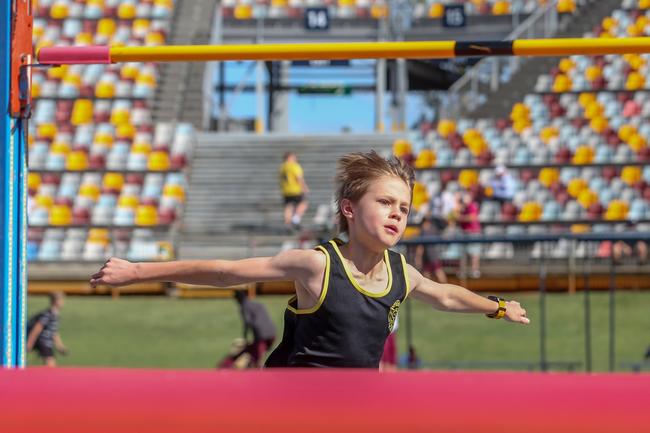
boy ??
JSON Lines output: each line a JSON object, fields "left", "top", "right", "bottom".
{"left": 91, "top": 151, "right": 529, "bottom": 368}
{"left": 26, "top": 292, "right": 68, "bottom": 367}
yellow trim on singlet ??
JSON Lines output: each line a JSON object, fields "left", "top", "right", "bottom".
{"left": 286, "top": 245, "right": 330, "bottom": 314}
{"left": 329, "top": 240, "right": 393, "bottom": 298}
{"left": 400, "top": 253, "right": 411, "bottom": 300}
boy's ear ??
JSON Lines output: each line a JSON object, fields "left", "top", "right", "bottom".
{"left": 340, "top": 198, "right": 354, "bottom": 219}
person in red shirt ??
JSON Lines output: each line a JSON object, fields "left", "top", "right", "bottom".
{"left": 458, "top": 192, "right": 482, "bottom": 278}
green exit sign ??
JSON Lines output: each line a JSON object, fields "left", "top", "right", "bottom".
{"left": 297, "top": 85, "right": 352, "bottom": 95}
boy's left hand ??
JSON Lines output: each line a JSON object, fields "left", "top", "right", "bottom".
{"left": 504, "top": 300, "right": 530, "bottom": 324}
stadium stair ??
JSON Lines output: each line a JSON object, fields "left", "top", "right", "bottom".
{"left": 178, "top": 133, "right": 396, "bottom": 259}
{"left": 468, "top": 0, "right": 623, "bottom": 119}
{"left": 153, "top": 0, "right": 215, "bottom": 127}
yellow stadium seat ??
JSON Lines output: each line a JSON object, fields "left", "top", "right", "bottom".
{"left": 37, "top": 123, "right": 57, "bottom": 139}
{"left": 621, "top": 166, "right": 642, "bottom": 186}
{"left": 572, "top": 145, "right": 594, "bottom": 165}
{"left": 552, "top": 74, "right": 572, "bottom": 93}
{"left": 466, "top": 136, "right": 487, "bottom": 157}
{"left": 88, "top": 228, "right": 110, "bottom": 244}
{"left": 35, "top": 194, "right": 54, "bottom": 209}
{"left": 116, "top": 123, "right": 136, "bottom": 140}
{"left": 118, "top": 195, "right": 140, "bottom": 209}
{"left": 436, "top": 119, "right": 456, "bottom": 138}
{"left": 557, "top": 0, "right": 576, "bottom": 13}
{"left": 49, "top": 205, "right": 72, "bottom": 226}
{"left": 163, "top": 184, "right": 186, "bottom": 201}
{"left": 120, "top": 63, "right": 140, "bottom": 81}
{"left": 132, "top": 19, "right": 151, "bottom": 38}
{"left": 402, "top": 226, "right": 421, "bottom": 239}
{"left": 605, "top": 200, "right": 629, "bottom": 221}
{"left": 102, "top": 173, "right": 125, "bottom": 192}
{"left": 62, "top": 73, "right": 81, "bottom": 87}
{"left": 578, "top": 92, "right": 596, "bottom": 107}
{"left": 627, "top": 23, "right": 642, "bottom": 37}
{"left": 234, "top": 4, "right": 253, "bottom": 19}
{"left": 75, "top": 32, "right": 94, "bottom": 46}
{"left": 154, "top": 0, "right": 174, "bottom": 7}
{"left": 131, "top": 141, "right": 152, "bottom": 154}
{"left": 538, "top": 168, "right": 560, "bottom": 187}
{"left": 411, "top": 182, "right": 429, "bottom": 211}
{"left": 577, "top": 189, "right": 598, "bottom": 209}
{"left": 625, "top": 72, "right": 645, "bottom": 91}
{"left": 97, "top": 18, "right": 117, "bottom": 38}
{"left": 50, "top": 140, "right": 71, "bottom": 155}
{"left": 145, "top": 32, "right": 165, "bottom": 46}
{"left": 392, "top": 139, "right": 412, "bottom": 158}
{"left": 94, "top": 131, "right": 114, "bottom": 147}
{"left": 414, "top": 149, "right": 436, "bottom": 169}
{"left": 567, "top": 178, "right": 587, "bottom": 198}
{"left": 589, "top": 116, "right": 608, "bottom": 134}
{"left": 518, "top": 202, "right": 542, "bottom": 222}
{"left": 79, "top": 183, "right": 101, "bottom": 201}
{"left": 570, "top": 224, "right": 590, "bottom": 234}
{"left": 31, "top": 81, "right": 41, "bottom": 98}
{"left": 513, "top": 118, "right": 531, "bottom": 133}
{"left": 585, "top": 65, "right": 602, "bottom": 81}
{"left": 492, "top": 1, "right": 510, "bottom": 15}
{"left": 640, "top": 0, "right": 650, "bottom": 10}
{"left": 370, "top": 4, "right": 388, "bottom": 19}
{"left": 50, "top": 2, "right": 69, "bottom": 19}
{"left": 66, "top": 151, "right": 89, "bottom": 171}
{"left": 540, "top": 126, "right": 559, "bottom": 144}
{"left": 628, "top": 133, "right": 647, "bottom": 152}
{"left": 601, "top": 17, "right": 617, "bottom": 31}
{"left": 28, "top": 173, "right": 41, "bottom": 192}
{"left": 95, "top": 81, "right": 115, "bottom": 98}
{"left": 458, "top": 170, "right": 479, "bottom": 189}
{"left": 558, "top": 58, "right": 575, "bottom": 73}
{"left": 428, "top": 4, "right": 444, "bottom": 18}
{"left": 510, "top": 103, "right": 530, "bottom": 121}
{"left": 48, "top": 64, "right": 68, "bottom": 80}
{"left": 618, "top": 124, "right": 636, "bottom": 142}
{"left": 147, "top": 151, "right": 171, "bottom": 171}
{"left": 136, "top": 71, "right": 157, "bottom": 87}
{"left": 71, "top": 99, "right": 94, "bottom": 126}
{"left": 110, "top": 108, "right": 131, "bottom": 125}
{"left": 118, "top": 3, "right": 137, "bottom": 19}
{"left": 584, "top": 101, "right": 603, "bottom": 119}
{"left": 135, "top": 205, "right": 159, "bottom": 226}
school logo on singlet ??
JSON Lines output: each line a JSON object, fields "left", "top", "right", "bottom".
{"left": 388, "top": 300, "right": 401, "bottom": 332}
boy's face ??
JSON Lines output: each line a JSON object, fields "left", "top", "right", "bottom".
{"left": 344, "top": 176, "right": 411, "bottom": 250}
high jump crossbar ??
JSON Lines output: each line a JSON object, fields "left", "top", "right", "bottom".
{"left": 37, "top": 37, "right": 650, "bottom": 64}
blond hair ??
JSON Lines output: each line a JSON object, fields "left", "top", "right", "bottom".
{"left": 335, "top": 151, "right": 415, "bottom": 233}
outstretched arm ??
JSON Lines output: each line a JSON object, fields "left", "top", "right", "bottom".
{"left": 90, "top": 249, "right": 318, "bottom": 288}
{"left": 406, "top": 263, "right": 529, "bottom": 324}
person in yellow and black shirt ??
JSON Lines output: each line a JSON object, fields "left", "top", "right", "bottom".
{"left": 91, "top": 151, "right": 530, "bottom": 369}
{"left": 279, "top": 152, "right": 309, "bottom": 229}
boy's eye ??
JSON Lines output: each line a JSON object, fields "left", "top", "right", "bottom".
{"left": 401, "top": 207, "right": 409, "bottom": 214}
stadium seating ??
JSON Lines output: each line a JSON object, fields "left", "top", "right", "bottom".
{"left": 219, "top": 0, "right": 578, "bottom": 21}
{"left": 404, "top": 3, "right": 650, "bottom": 259}
{"left": 28, "top": 0, "right": 194, "bottom": 262}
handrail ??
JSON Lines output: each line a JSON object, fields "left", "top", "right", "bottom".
{"left": 444, "top": 0, "right": 560, "bottom": 117}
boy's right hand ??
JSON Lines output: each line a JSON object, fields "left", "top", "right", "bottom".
{"left": 90, "top": 257, "right": 138, "bottom": 288}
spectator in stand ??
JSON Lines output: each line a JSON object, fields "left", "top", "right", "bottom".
{"left": 457, "top": 192, "right": 482, "bottom": 278}
{"left": 414, "top": 216, "right": 447, "bottom": 284}
{"left": 490, "top": 165, "right": 516, "bottom": 204}
{"left": 26, "top": 292, "right": 68, "bottom": 367}
{"left": 279, "top": 152, "right": 310, "bottom": 230}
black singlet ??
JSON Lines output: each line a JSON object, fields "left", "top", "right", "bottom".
{"left": 265, "top": 239, "right": 409, "bottom": 368}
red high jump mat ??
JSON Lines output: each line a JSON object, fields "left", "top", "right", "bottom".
{"left": 0, "top": 368, "right": 648, "bottom": 433}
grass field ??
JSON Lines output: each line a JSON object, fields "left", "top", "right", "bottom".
{"left": 27, "top": 291, "right": 650, "bottom": 371}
